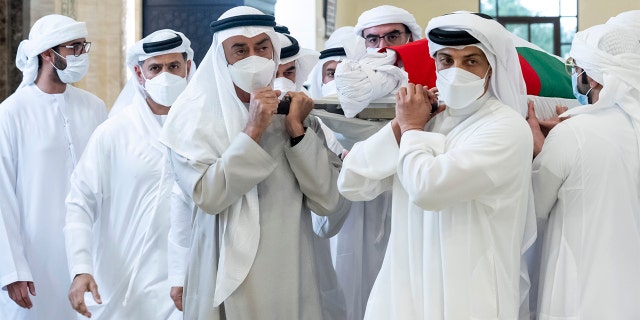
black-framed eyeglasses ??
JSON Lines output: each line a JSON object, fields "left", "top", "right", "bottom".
{"left": 365, "top": 31, "right": 408, "bottom": 47}
{"left": 58, "top": 41, "right": 91, "bottom": 57}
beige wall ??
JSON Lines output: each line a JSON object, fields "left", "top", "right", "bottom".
{"left": 75, "top": 0, "right": 127, "bottom": 110}
{"left": 335, "top": 0, "right": 640, "bottom": 36}
{"left": 579, "top": 0, "right": 639, "bottom": 30}
{"left": 336, "top": 0, "right": 479, "bottom": 35}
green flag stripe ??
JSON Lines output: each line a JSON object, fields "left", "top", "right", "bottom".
{"left": 516, "top": 47, "right": 574, "bottom": 99}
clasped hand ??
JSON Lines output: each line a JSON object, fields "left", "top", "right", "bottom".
{"left": 245, "top": 87, "right": 313, "bottom": 141}
{"left": 394, "top": 84, "right": 442, "bottom": 136}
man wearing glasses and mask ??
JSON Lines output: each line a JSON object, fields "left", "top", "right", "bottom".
{"left": 325, "top": 6, "right": 427, "bottom": 320}
{"left": 529, "top": 23, "right": 640, "bottom": 318}
{"left": 354, "top": 5, "right": 422, "bottom": 50}
{"left": 0, "top": 14, "right": 106, "bottom": 320}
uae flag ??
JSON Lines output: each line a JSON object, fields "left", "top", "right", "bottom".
{"left": 512, "top": 36, "right": 574, "bottom": 99}
{"left": 390, "top": 38, "right": 574, "bottom": 99}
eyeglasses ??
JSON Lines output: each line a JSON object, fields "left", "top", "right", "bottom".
{"left": 565, "top": 57, "right": 578, "bottom": 75}
{"left": 58, "top": 41, "right": 92, "bottom": 57}
{"left": 365, "top": 31, "right": 408, "bottom": 47}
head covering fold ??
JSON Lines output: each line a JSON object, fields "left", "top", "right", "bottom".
{"left": 279, "top": 34, "right": 300, "bottom": 60}
{"left": 426, "top": 12, "right": 527, "bottom": 116}
{"left": 16, "top": 14, "right": 88, "bottom": 88}
{"left": 160, "top": 6, "right": 280, "bottom": 307}
{"left": 427, "top": 28, "right": 479, "bottom": 46}
{"left": 209, "top": 14, "right": 275, "bottom": 33}
{"left": 319, "top": 48, "right": 346, "bottom": 60}
{"left": 606, "top": 10, "right": 640, "bottom": 41}
{"left": 564, "top": 24, "right": 640, "bottom": 120}
{"left": 142, "top": 34, "right": 183, "bottom": 53}
{"left": 276, "top": 32, "right": 319, "bottom": 91}
{"left": 308, "top": 26, "right": 354, "bottom": 98}
{"left": 354, "top": 5, "right": 422, "bottom": 41}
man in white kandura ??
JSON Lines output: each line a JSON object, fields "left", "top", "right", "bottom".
{"left": 64, "top": 29, "right": 193, "bottom": 319}
{"left": 324, "top": 7, "right": 423, "bottom": 320}
{"left": 338, "top": 12, "right": 535, "bottom": 319}
{"left": 0, "top": 14, "right": 106, "bottom": 320}
{"left": 159, "top": 6, "right": 351, "bottom": 319}
{"left": 530, "top": 23, "right": 640, "bottom": 319}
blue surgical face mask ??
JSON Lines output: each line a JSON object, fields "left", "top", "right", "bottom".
{"left": 571, "top": 71, "right": 592, "bottom": 105}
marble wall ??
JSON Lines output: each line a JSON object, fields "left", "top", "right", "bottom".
{"left": 0, "top": 0, "right": 127, "bottom": 109}
{"left": 0, "top": 0, "right": 25, "bottom": 100}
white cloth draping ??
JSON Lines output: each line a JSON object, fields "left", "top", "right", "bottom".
{"left": 0, "top": 84, "right": 106, "bottom": 320}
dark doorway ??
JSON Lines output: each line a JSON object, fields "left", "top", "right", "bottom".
{"left": 142, "top": 0, "right": 242, "bottom": 66}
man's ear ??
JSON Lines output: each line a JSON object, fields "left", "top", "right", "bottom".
{"left": 186, "top": 60, "right": 192, "bottom": 76}
{"left": 587, "top": 76, "right": 601, "bottom": 89}
{"left": 133, "top": 64, "right": 145, "bottom": 85}
{"left": 40, "top": 49, "right": 55, "bottom": 63}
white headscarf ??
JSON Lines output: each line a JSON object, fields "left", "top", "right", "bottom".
{"left": 110, "top": 29, "right": 195, "bottom": 117}
{"left": 16, "top": 14, "right": 88, "bottom": 88}
{"left": 354, "top": 5, "right": 422, "bottom": 41}
{"left": 564, "top": 24, "right": 640, "bottom": 120}
{"left": 563, "top": 23, "right": 640, "bottom": 193}
{"left": 606, "top": 10, "right": 640, "bottom": 40}
{"left": 159, "top": 6, "right": 280, "bottom": 307}
{"left": 277, "top": 32, "right": 319, "bottom": 90}
{"left": 307, "top": 26, "right": 354, "bottom": 98}
{"left": 426, "top": 12, "right": 527, "bottom": 116}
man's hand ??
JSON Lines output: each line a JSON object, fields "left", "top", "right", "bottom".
{"left": 538, "top": 104, "right": 569, "bottom": 136}
{"left": 396, "top": 84, "right": 432, "bottom": 135}
{"left": 68, "top": 273, "right": 102, "bottom": 318}
{"left": 425, "top": 87, "right": 439, "bottom": 108}
{"left": 244, "top": 87, "right": 280, "bottom": 142}
{"left": 7, "top": 281, "right": 35, "bottom": 309}
{"left": 170, "top": 286, "right": 183, "bottom": 311}
{"left": 285, "top": 91, "right": 314, "bottom": 138}
{"left": 527, "top": 100, "right": 546, "bottom": 158}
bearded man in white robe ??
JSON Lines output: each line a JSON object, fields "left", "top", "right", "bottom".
{"left": 338, "top": 12, "right": 535, "bottom": 320}
{"left": 529, "top": 24, "right": 640, "bottom": 319}
{"left": 159, "top": 6, "right": 351, "bottom": 319}
{"left": 0, "top": 14, "right": 106, "bottom": 320}
{"left": 64, "top": 29, "right": 194, "bottom": 319}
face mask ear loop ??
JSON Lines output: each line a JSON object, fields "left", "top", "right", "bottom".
{"left": 50, "top": 49, "right": 67, "bottom": 71}
{"left": 585, "top": 87, "right": 593, "bottom": 98}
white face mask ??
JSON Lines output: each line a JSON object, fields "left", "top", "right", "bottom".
{"left": 142, "top": 71, "right": 188, "bottom": 107}
{"left": 51, "top": 51, "right": 90, "bottom": 84}
{"left": 436, "top": 67, "right": 490, "bottom": 109}
{"left": 272, "top": 77, "right": 298, "bottom": 99}
{"left": 228, "top": 56, "right": 276, "bottom": 93}
{"left": 321, "top": 80, "right": 338, "bottom": 97}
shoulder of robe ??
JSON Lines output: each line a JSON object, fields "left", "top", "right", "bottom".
{"left": 0, "top": 88, "right": 35, "bottom": 115}
{"left": 67, "top": 85, "right": 107, "bottom": 110}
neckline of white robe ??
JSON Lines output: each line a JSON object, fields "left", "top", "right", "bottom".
{"left": 121, "top": 94, "right": 172, "bottom": 306}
